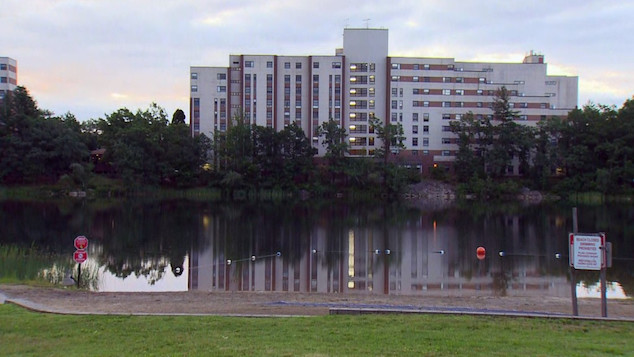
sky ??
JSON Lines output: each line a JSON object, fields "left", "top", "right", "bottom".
{"left": 2, "top": 0, "right": 632, "bottom": 121}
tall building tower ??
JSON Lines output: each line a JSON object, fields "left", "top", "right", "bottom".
{"left": 190, "top": 29, "right": 578, "bottom": 174}
{"left": 0, "top": 57, "right": 18, "bottom": 101}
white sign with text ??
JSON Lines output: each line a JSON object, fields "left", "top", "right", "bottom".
{"left": 569, "top": 233, "right": 605, "bottom": 270}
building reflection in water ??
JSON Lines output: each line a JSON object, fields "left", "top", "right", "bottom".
{"left": 188, "top": 211, "right": 572, "bottom": 297}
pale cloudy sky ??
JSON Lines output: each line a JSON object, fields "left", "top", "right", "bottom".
{"left": 2, "top": 0, "right": 632, "bottom": 121}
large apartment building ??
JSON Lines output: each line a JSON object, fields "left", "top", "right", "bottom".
{"left": 0, "top": 57, "right": 18, "bottom": 101}
{"left": 190, "top": 28, "right": 577, "bottom": 173}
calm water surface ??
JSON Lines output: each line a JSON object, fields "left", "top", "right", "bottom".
{"left": 1, "top": 198, "right": 632, "bottom": 299}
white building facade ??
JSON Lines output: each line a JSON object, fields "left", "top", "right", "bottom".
{"left": 190, "top": 29, "right": 577, "bottom": 172}
{"left": 0, "top": 57, "right": 18, "bottom": 101}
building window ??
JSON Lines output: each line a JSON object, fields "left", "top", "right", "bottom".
{"left": 442, "top": 102, "right": 451, "bottom": 107}
{"left": 423, "top": 64, "right": 430, "bottom": 70}
{"left": 217, "top": 73, "right": 227, "bottom": 80}
{"left": 412, "top": 125, "right": 418, "bottom": 134}
{"left": 443, "top": 77, "right": 452, "bottom": 83}
{"left": 423, "top": 138, "right": 429, "bottom": 147}
{"left": 477, "top": 89, "right": 483, "bottom": 95}
{"left": 267, "top": 61, "right": 273, "bottom": 68}
{"left": 423, "top": 101, "right": 429, "bottom": 107}
{"left": 284, "top": 62, "right": 291, "bottom": 69}
{"left": 191, "top": 85, "right": 198, "bottom": 92}
{"left": 332, "top": 62, "right": 341, "bottom": 68}
{"left": 412, "top": 138, "right": 418, "bottom": 146}
{"left": 479, "top": 77, "right": 486, "bottom": 83}
{"left": 442, "top": 126, "right": 451, "bottom": 132}
{"left": 392, "top": 88, "right": 398, "bottom": 97}
{"left": 423, "top": 113, "right": 429, "bottom": 121}
{"left": 313, "top": 61, "right": 319, "bottom": 69}
{"left": 442, "top": 150, "right": 451, "bottom": 156}
{"left": 413, "top": 64, "right": 419, "bottom": 70}
{"left": 245, "top": 61, "right": 254, "bottom": 68}
{"left": 391, "top": 113, "right": 397, "bottom": 122}
{"left": 413, "top": 113, "right": 419, "bottom": 122}
{"left": 296, "top": 75, "right": 302, "bottom": 82}
{"left": 391, "top": 100, "right": 398, "bottom": 109}
{"left": 423, "top": 125, "right": 429, "bottom": 133}
{"left": 443, "top": 89, "right": 451, "bottom": 95}
{"left": 442, "top": 114, "right": 451, "bottom": 120}
{"left": 455, "top": 89, "right": 464, "bottom": 95}
{"left": 296, "top": 62, "right": 302, "bottom": 69}
{"left": 442, "top": 138, "right": 451, "bottom": 144}
{"left": 456, "top": 77, "right": 463, "bottom": 83}
{"left": 191, "top": 73, "right": 198, "bottom": 80}
{"left": 217, "top": 86, "right": 226, "bottom": 92}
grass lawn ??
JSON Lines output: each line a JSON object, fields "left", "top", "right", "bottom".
{"left": 1, "top": 304, "right": 632, "bottom": 356}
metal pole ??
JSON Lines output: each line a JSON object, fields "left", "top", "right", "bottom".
{"left": 570, "top": 207, "right": 579, "bottom": 316}
{"left": 77, "top": 263, "right": 81, "bottom": 288}
{"left": 600, "top": 267, "right": 607, "bottom": 317}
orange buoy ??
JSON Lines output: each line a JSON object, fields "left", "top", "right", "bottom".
{"left": 476, "top": 246, "right": 486, "bottom": 260}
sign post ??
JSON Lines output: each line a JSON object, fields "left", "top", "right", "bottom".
{"left": 73, "top": 236, "right": 89, "bottom": 288}
{"left": 570, "top": 208, "right": 579, "bottom": 316}
{"left": 569, "top": 231, "right": 608, "bottom": 317}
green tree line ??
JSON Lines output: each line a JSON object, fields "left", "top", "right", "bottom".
{"left": 2, "top": 85, "right": 632, "bottom": 197}
{"left": 0, "top": 86, "right": 413, "bottom": 197}
{"left": 451, "top": 87, "right": 634, "bottom": 197}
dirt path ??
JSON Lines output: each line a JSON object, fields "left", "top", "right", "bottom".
{"left": 1, "top": 284, "right": 633, "bottom": 319}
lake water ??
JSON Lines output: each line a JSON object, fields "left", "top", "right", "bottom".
{"left": 1, "top": 198, "right": 632, "bottom": 299}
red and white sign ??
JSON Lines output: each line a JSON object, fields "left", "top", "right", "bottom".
{"left": 73, "top": 249, "right": 87, "bottom": 264}
{"left": 569, "top": 233, "right": 605, "bottom": 270}
{"left": 74, "top": 236, "right": 89, "bottom": 250}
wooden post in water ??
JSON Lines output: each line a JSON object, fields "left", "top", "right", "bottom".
{"left": 570, "top": 207, "right": 579, "bottom": 316}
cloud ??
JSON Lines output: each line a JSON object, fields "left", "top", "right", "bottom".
{"left": 1, "top": 0, "right": 632, "bottom": 119}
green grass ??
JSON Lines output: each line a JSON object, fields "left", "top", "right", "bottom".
{"left": 1, "top": 305, "right": 632, "bottom": 356}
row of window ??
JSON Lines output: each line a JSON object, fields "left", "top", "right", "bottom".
{"left": 0, "top": 64, "right": 16, "bottom": 72}
{"left": 243, "top": 60, "right": 343, "bottom": 70}
{"left": 392, "top": 63, "right": 456, "bottom": 71}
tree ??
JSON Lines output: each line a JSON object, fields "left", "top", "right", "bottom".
{"left": 487, "top": 86, "right": 523, "bottom": 178}
{"left": 369, "top": 116, "right": 407, "bottom": 196}
{"left": 172, "top": 109, "right": 186, "bottom": 125}
{"left": 278, "top": 123, "right": 317, "bottom": 186}
{"left": 317, "top": 118, "right": 349, "bottom": 187}
{"left": 0, "top": 87, "right": 89, "bottom": 184}
{"left": 450, "top": 112, "right": 485, "bottom": 181}
{"left": 369, "top": 116, "right": 405, "bottom": 165}
{"left": 96, "top": 103, "right": 209, "bottom": 186}
{"left": 317, "top": 118, "right": 348, "bottom": 161}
